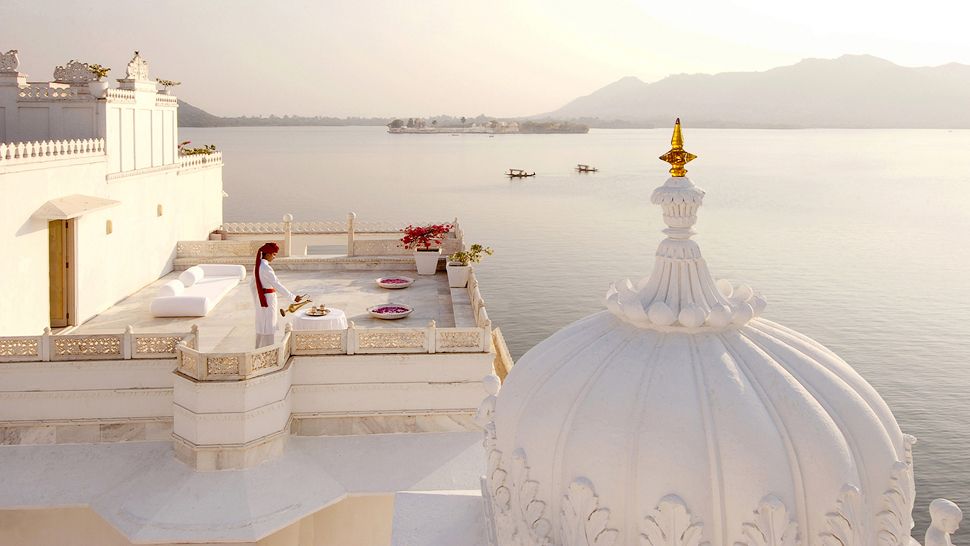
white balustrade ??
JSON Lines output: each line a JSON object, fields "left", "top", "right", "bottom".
{"left": 0, "top": 138, "right": 106, "bottom": 164}
{"left": 177, "top": 152, "right": 223, "bottom": 171}
{"left": 221, "top": 215, "right": 461, "bottom": 235}
{"left": 155, "top": 94, "right": 178, "bottom": 106}
{"left": 17, "top": 85, "right": 82, "bottom": 101}
{"left": 0, "top": 325, "right": 195, "bottom": 363}
{"left": 175, "top": 319, "right": 490, "bottom": 382}
{"left": 105, "top": 88, "right": 136, "bottom": 102}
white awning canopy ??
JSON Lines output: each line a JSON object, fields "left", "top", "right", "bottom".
{"left": 34, "top": 194, "right": 120, "bottom": 220}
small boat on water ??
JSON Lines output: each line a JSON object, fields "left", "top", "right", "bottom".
{"left": 507, "top": 169, "right": 536, "bottom": 178}
{"left": 576, "top": 164, "right": 598, "bottom": 173}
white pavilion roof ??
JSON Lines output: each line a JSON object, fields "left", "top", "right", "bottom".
{"left": 486, "top": 121, "right": 914, "bottom": 546}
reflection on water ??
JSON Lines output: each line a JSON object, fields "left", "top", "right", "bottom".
{"left": 185, "top": 125, "right": 970, "bottom": 540}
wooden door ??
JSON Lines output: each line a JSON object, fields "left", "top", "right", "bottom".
{"left": 48, "top": 219, "right": 76, "bottom": 327}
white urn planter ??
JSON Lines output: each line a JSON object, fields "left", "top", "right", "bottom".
{"left": 88, "top": 80, "right": 109, "bottom": 97}
{"left": 414, "top": 249, "right": 441, "bottom": 275}
{"left": 446, "top": 262, "right": 471, "bottom": 288}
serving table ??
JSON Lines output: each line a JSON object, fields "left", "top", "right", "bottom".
{"left": 292, "top": 308, "right": 348, "bottom": 331}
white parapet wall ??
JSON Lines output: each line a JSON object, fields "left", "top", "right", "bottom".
{"left": 0, "top": 153, "right": 223, "bottom": 334}
{"left": 0, "top": 51, "right": 224, "bottom": 335}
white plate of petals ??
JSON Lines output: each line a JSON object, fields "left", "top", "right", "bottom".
{"left": 376, "top": 276, "right": 414, "bottom": 289}
{"left": 368, "top": 304, "right": 414, "bottom": 320}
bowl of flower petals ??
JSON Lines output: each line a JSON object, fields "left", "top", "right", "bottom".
{"left": 368, "top": 304, "right": 413, "bottom": 320}
{"left": 376, "top": 276, "right": 414, "bottom": 289}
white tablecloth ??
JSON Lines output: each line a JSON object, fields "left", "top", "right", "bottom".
{"left": 293, "top": 308, "right": 348, "bottom": 331}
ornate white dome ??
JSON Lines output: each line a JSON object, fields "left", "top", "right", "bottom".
{"left": 483, "top": 120, "right": 917, "bottom": 546}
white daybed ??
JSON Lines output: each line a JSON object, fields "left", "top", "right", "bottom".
{"left": 149, "top": 264, "right": 246, "bottom": 317}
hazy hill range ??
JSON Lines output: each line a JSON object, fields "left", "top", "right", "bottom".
{"left": 544, "top": 55, "right": 970, "bottom": 128}
{"left": 177, "top": 101, "right": 390, "bottom": 127}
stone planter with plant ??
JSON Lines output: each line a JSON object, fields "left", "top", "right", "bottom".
{"left": 446, "top": 243, "right": 493, "bottom": 288}
{"left": 400, "top": 223, "right": 453, "bottom": 275}
{"left": 87, "top": 64, "right": 110, "bottom": 96}
{"left": 156, "top": 78, "right": 181, "bottom": 95}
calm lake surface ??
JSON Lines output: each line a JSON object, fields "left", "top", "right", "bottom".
{"left": 184, "top": 125, "right": 970, "bottom": 539}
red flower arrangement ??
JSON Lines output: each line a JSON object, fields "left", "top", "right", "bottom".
{"left": 400, "top": 223, "right": 453, "bottom": 251}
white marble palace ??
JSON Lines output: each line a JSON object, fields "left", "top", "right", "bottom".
{"left": 0, "top": 48, "right": 962, "bottom": 546}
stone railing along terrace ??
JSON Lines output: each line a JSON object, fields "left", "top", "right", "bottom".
{"left": 16, "top": 85, "right": 81, "bottom": 101}
{"left": 0, "top": 138, "right": 106, "bottom": 164}
{"left": 179, "top": 213, "right": 464, "bottom": 263}
{"left": 177, "top": 152, "right": 223, "bottom": 171}
{"left": 176, "top": 267, "right": 492, "bottom": 381}
{"left": 0, "top": 326, "right": 196, "bottom": 363}
{"left": 104, "top": 88, "right": 136, "bottom": 102}
{"left": 16, "top": 86, "right": 144, "bottom": 103}
{"left": 0, "top": 269, "right": 494, "bottom": 379}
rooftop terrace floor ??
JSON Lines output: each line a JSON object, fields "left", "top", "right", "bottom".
{"left": 73, "top": 269, "right": 462, "bottom": 352}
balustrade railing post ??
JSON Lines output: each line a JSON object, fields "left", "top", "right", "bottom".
{"left": 282, "top": 213, "right": 293, "bottom": 257}
{"left": 347, "top": 321, "right": 357, "bottom": 355}
{"left": 40, "top": 327, "right": 51, "bottom": 362}
{"left": 427, "top": 320, "right": 437, "bottom": 354}
{"left": 242, "top": 352, "right": 253, "bottom": 378}
{"left": 123, "top": 325, "right": 134, "bottom": 359}
{"left": 283, "top": 324, "right": 293, "bottom": 362}
{"left": 347, "top": 212, "right": 357, "bottom": 257}
{"left": 481, "top": 320, "right": 492, "bottom": 352}
{"left": 190, "top": 324, "right": 200, "bottom": 349}
{"left": 453, "top": 217, "right": 463, "bottom": 248}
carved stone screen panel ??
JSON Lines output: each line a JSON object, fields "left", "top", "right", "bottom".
{"left": 356, "top": 330, "right": 427, "bottom": 353}
{"left": 133, "top": 335, "right": 183, "bottom": 358}
{"left": 0, "top": 337, "right": 41, "bottom": 362}
{"left": 293, "top": 332, "right": 345, "bottom": 355}
{"left": 206, "top": 355, "right": 241, "bottom": 376}
{"left": 50, "top": 336, "right": 123, "bottom": 361}
{"left": 436, "top": 329, "right": 485, "bottom": 353}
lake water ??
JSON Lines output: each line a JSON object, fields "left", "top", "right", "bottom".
{"left": 184, "top": 125, "right": 970, "bottom": 540}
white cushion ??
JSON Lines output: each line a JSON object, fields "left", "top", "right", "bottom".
{"left": 190, "top": 278, "right": 238, "bottom": 301}
{"left": 179, "top": 266, "right": 205, "bottom": 287}
{"left": 149, "top": 296, "right": 212, "bottom": 317}
{"left": 198, "top": 264, "right": 246, "bottom": 280}
{"left": 150, "top": 266, "right": 244, "bottom": 317}
{"left": 157, "top": 280, "right": 184, "bottom": 297}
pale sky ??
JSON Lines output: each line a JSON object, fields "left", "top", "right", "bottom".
{"left": 3, "top": 0, "right": 968, "bottom": 117}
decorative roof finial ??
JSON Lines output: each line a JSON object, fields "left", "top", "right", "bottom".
{"left": 658, "top": 118, "right": 696, "bottom": 177}
{"left": 605, "top": 119, "right": 767, "bottom": 330}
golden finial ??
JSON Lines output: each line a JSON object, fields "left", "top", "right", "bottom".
{"left": 658, "top": 118, "right": 697, "bottom": 177}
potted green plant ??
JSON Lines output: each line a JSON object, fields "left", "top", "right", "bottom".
{"left": 177, "top": 141, "right": 217, "bottom": 155}
{"left": 156, "top": 78, "right": 181, "bottom": 95}
{"left": 446, "top": 244, "right": 493, "bottom": 287}
{"left": 87, "top": 64, "right": 110, "bottom": 97}
{"left": 400, "top": 223, "right": 453, "bottom": 275}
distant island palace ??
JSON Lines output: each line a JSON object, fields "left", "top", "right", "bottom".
{"left": 0, "top": 49, "right": 963, "bottom": 546}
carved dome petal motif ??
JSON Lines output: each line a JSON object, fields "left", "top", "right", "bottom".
{"left": 820, "top": 485, "right": 866, "bottom": 546}
{"left": 510, "top": 449, "right": 552, "bottom": 545}
{"left": 640, "top": 495, "right": 708, "bottom": 546}
{"left": 739, "top": 496, "right": 800, "bottom": 546}
{"left": 876, "top": 462, "right": 916, "bottom": 546}
{"left": 560, "top": 478, "right": 619, "bottom": 546}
